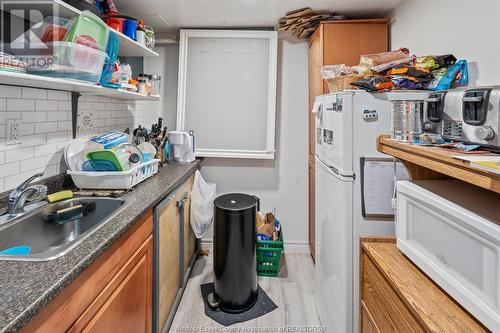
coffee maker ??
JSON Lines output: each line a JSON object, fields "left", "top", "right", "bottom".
{"left": 168, "top": 130, "right": 196, "bottom": 162}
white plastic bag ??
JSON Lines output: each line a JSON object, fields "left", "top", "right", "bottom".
{"left": 190, "top": 170, "right": 216, "bottom": 238}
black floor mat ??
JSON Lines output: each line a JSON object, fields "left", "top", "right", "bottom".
{"left": 200, "top": 283, "right": 278, "bottom": 326}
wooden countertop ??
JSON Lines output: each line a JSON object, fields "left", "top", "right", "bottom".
{"left": 362, "top": 238, "right": 488, "bottom": 332}
{"left": 376, "top": 135, "right": 500, "bottom": 194}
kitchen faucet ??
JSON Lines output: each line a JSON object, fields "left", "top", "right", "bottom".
{"left": 7, "top": 172, "right": 48, "bottom": 216}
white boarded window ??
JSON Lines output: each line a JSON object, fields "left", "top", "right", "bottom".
{"left": 177, "top": 30, "right": 278, "bottom": 159}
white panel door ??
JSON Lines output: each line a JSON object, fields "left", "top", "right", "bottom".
{"left": 315, "top": 157, "right": 353, "bottom": 333}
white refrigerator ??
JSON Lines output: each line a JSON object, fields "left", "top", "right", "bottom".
{"left": 313, "top": 91, "right": 417, "bottom": 333}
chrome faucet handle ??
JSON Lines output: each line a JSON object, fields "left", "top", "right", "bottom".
{"left": 8, "top": 184, "right": 48, "bottom": 215}
{"left": 27, "top": 184, "right": 48, "bottom": 202}
{"left": 15, "top": 172, "right": 44, "bottom": 192}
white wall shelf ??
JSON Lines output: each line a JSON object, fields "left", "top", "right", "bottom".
{"left": 5, "top": 0, "right": 159, "bottom": 57}
{"left": 0, "top": 71, "right": 160, "bottom": 101}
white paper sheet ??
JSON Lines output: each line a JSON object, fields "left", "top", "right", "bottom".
{"left": 362, "top": 159, "right": 409, "bottom": 217}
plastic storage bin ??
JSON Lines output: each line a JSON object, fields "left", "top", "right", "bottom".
{"left": 26, "top": 41, "right": 107, "bottom": 83}
{"left": 68, "top": 159, "right": 160, "bottom": 189}
{"left": 64, "top": 10, "right": 109, "bottom": 50}
{"left": 256, "top": 231, "right": 284, "bottom": 277}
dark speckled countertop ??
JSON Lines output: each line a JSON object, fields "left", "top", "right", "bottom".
{"left": 0, "top": 159, "right": 202, "bottom": 333}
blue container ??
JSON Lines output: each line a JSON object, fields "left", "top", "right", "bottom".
{"left": 123, "top": 19, "right": 137, "bottom": 41}
{"left": 101, "top": 32, "right": 120, "bottom": 88}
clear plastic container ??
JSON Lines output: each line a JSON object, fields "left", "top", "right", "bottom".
{"left": 391, "top": 100, "right": 424, "bottom": 142}
{"left": 150, "top": 74, "right": 161, "bottom": 97}
{"left": 26, "top": 41, "right": 107, "bottom": 83}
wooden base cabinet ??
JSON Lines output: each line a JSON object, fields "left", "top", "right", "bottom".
{"left": 154, "top": 175, "right": 196, "bottom": 333}
{"left": 308, "top": 19, "right": 389, "bottom": 259}
{"left": 22, "top": 211, "right": 154, "bottom": 333}
{"left": 360, "top": 238, "right": 488, "bottom": 333}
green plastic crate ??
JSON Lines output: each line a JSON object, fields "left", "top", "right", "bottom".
{"left": 256, "top": 232, "right": 284, "bottom": 277}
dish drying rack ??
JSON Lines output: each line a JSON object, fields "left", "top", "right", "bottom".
{"left": 68, "top": 159, "right": 160, "bottom": 190}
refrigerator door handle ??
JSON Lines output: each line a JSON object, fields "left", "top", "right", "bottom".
{"left": 329, "top": 165, "right": 356, "bottom": 180}
{"left": 316, "top": 155, "right": 356, "bottom": 180}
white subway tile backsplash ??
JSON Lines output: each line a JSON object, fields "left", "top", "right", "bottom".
{"left": 21, "top": 134, "right": 46, "bottom": 148}
{"left": 0, "top": 86, "right": 22, "bottom": 98}
{"left": 58, "top": 121, "right": 71, "bottom": 131}
{"left": 46, "top": 151, "right": 64, "bottom": 166}
{"left": 5, "top": 147, "right": 34, "bottom": 163}
{"left": 47, "top": 90, "right": 70, "bottom": 101}
{"left": 105, "top": 118, "right": 117, "bottom": 126}
{"left": 47, "top": 111, "right": 67, "bottom": 121}
{"left": 83, "top": 95, "right": 100, "bottom": 102}
{"left": 20, "top": 156, "right": 46, "bottom": 173}
{"left": 0, "top": 112, "right": 22, "bottom": 125}
{"left": 0, "top": 141, "right": 20, "bottom": 152}
{"left": 47, "top": 131, "right": 70, "bottom": 144}
{"left": 22, "top": 87, "right": 47, "bottom": 100}
{"left": 43, "top": 163, "right": 60, "bottom": 178}
{"left": 92, "top": 102, "right": 106, "bottom": 111}
{"left": 5, "top": 171, "right": 36, "bottom": 191}
{"left": 35, "top": 99, "right": 58, "bottom": 111}
{"left": 99, "top": 96, "right": 112, "bottom": 102}
{"left": 79, "top": 102, "right": 91, "bottom": 110}
{"left": 0, "top": 86, "right": 135, "bottom": 191}
{"left": 35, "top": 122, "right": 58, "bottom": 134}
{"left": 111, "top": 110, "right": 123, "bottom": 118}
{"left": 58, "top": 101, "right": 72, "bottom": 111}
{"left": 21, "top": 123, "right": 34, "bottom": 135}
{"left": 6, "top": 99, "right": 34, "bottom": 111}
{"left": 34, "top": 142, "right": 59, "bottom": 157}
{"left": 22, "top": 111, "right": 46, "bottom": 123}
{"left": 0, "top": 161, "right": 20, "bottom": 176}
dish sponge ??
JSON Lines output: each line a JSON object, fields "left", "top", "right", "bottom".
{"left": 47, "top": 190, "right": 73, "bottom": 203}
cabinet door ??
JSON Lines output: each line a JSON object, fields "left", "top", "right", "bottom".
{"left": 308, "top": 26, "right": 323, "bottom": 261}
{"left": 361, "top": 301, "right": 380, "bottom": 333}
{"left": 323, "top": 21, "right": 389, "bottom": 66}
{"left": 182, "top": 176, "right": 195, "bottom": 274}
{"left": 22, "top": 212, "right": 153, "bottom": 333}
{"left": 157, "top": 195, "right": 181, "bottom": 331}
{"left": 77, "top": 237, "right": 153, "bottom": 333}
{"left": 308, "top": 25, "right": 324, "bottom": 158}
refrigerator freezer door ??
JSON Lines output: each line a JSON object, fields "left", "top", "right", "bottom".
{"left": 315, "top": 93, "right": 354, "bottom": 175}
{"left": 314, "top": 156, "right": 353, "bottom": 333}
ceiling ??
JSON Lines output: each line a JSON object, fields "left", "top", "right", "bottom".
{"left": 113, "top": 0, "right": 405, "bottom": 33}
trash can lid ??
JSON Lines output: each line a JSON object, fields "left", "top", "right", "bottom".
{"left": 214, "top": 193, "right": 258, "bottom": 212}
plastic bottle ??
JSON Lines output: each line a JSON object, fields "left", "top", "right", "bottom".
{"left": 105, "top": 0, "right": 119, "bottom": 16}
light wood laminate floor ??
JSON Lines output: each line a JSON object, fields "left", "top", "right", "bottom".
{"left": 169, "top": 253, "right": 323, "bottom": 332}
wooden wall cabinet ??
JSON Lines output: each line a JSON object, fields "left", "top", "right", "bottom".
{"left": 22, "top": 211, "right": 154, "bottom": 333}
{"left": 155, "top": 175, "right": 196, "bottom": 333}
{"left": 308, "top": 19, "right": 390, "bottom": 259}
{"left": 360, "top": 238, "right": 488, "bottom": 333}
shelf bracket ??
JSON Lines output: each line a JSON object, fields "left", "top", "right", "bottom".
{"left": 71, "top": 92, "right": 81, "bottom": 139}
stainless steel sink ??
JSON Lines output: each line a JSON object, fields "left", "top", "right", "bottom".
{"left": 0, "top": 197, "right": 126, "bottom": 261}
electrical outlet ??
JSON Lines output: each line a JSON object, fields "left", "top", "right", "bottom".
{"left": 6, "top": 119, "right": 22, "bottom": 145}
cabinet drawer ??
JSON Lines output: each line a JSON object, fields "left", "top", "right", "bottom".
{"left": 361, "top": 301, "right": 380, "bottom": 333}
{"left": 362, "top": 253, "right": 423, "bottom": 333}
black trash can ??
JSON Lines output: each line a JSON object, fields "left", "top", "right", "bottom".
{"left": 212, "top": 193, "right": 259, "bottom": 313}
